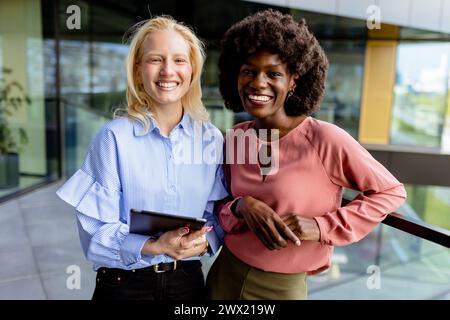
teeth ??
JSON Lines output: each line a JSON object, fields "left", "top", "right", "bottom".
{"left": 157, "top": 81, "right": 177, "bottom": 88}
{"left": 248, "top": 95, "right": 271, "bottom": 102}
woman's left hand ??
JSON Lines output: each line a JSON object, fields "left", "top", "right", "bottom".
{"left": 282, "top": 214, "right": 321, "bottom": 242}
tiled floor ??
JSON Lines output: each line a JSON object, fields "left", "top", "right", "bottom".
{"left": 0, "top": 182, "right": 95, "bottom": 299}
{"left": 0, "top": 181, "right": 448, "bottom": 300}
{"left": 0, "top": 181, "right": 217, "bottom": 300}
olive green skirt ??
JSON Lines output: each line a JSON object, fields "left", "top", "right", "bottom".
{"left": 206, "top": 246, "right": 307, "bottom": 300}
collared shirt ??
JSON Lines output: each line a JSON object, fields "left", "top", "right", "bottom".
{"left": 57, "top": 112, "right": 228, "bottom": 270}
{"left": 220, "top": 117, "right": 406, "bottom": 275}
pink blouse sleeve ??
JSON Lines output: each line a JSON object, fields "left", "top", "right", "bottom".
{"left": 217, "top": 160, "right": 248, "bottom": 234}
{"left": 310, "top": 123, "right": 407, "bottom": 246}
{"left": 217, "top": 196, "right": 248, "bottom": 234}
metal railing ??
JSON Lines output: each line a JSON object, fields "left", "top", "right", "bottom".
{"left": 342, "top": 198, "right": 450, "bottom": 248}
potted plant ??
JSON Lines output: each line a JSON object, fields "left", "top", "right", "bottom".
{"left": 0, "top": 67, "right": 30, "bottom": 189}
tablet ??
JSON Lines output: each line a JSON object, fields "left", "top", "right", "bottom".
{"left": 129, "top": 209, "right": 207, "bottom": 235}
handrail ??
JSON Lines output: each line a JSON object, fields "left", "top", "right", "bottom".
{"left": 341, "top": 198, "right": 450, "bottom": 248}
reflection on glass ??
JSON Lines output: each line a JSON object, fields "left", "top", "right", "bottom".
{"left": 310, "top": 186, "right": 450, "bottom": 299}
{"left": 60, "top": 40, "right": 91, "bottom": 175}
{"left": 0, "top": 0, "right": 54, "bottom": 197}
{"left": 315, "top": 40, "right": 365, "bottom": 138}
{"left": 391, "top": 43, "right": 450, "bottom": 148}
{"left": 308, "top": 224, "right": 450, "bottom": 299}
{"left": 202, "top": 48, "right": 234, "bottom": 132}
{"left": 91, "top": 42, "right": 128, "bottom": 115}
{"left": 402, "top": 184, "right": 450, "bottom": 231}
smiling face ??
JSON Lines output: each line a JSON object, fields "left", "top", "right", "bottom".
{"left": 138, "top": 30, "right": 192, "bottom": 111}
{"left": 237, "top": 50, "right": 297, "bottom": 123}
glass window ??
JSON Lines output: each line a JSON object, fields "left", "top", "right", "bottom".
{"left": 59, "top": 0, "right": 132, "bottom": 175}
{"left": 317, "top": 40, "right": 365, "bottom": 138}
{"left": 0, "top": 0, "right": 58, "bottom": 198}
{"left": 403, "top": 184, "right": 450, "bottom": 231}
{"left": 289, "top": 11, "right": 367, "bottom": 138}
{"left": 308, "top": 224, "right": 450, "bottom": 299}
{"left": 391, "top": 42, "right": 450, "bottom": 148}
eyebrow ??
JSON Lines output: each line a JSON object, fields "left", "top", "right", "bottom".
{"left": 143, "top": 52, "right": 189, "bottom": 58}
{"left": 242, "top": 62, "right": 284, "bottom": 68}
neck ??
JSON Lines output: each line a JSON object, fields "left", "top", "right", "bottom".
{"left": 255, "top": 114, "right": 306, "bottom": 138}
{"left": 152, "top": 103, "right": 183, "bottom": 136}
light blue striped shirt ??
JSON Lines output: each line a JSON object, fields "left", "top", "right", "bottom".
{"left": 57, "top": 113, "right": 228, "bottom": 271}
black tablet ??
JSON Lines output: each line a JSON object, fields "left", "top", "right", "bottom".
{"left": 129, "top": 209, "right": 207, "bottom": 235}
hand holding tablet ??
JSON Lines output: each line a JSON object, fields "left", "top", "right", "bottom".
{"left": 129, "top": 209, "right": 207, "bottom": 235}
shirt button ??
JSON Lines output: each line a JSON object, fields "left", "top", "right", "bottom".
{"left": 170, "top": 185, "right": 176, "bottom": 191}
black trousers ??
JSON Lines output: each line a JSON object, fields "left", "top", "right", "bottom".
{"left": 92, "top": 260, "right": 206, "bottom": 300}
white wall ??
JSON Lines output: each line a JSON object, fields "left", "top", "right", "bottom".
{"left": 245, "top": 0, "right": 450, "bottom": 34}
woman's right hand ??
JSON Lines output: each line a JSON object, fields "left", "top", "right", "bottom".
{"left": 142, "top": 226, "right": 212, "bottom": 260}
{"left": 234, "top": 196, "right": 301, "bottom": 250}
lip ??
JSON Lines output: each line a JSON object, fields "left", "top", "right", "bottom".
{"left": 244, "top": 92, "right": 274, "bottom": 107}
{"left": 155, "top": 80, "right": 180, "bottom": 91}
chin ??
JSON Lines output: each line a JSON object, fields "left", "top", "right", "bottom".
{"left": 244, "top": 108, "right": 267, "bottom": 119}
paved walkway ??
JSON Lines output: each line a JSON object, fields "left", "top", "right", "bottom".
{"left": 0, "top": 181, "right": 448, "bottom": 300}
{"left": 0, "top": 181, "right": 216, "bottom": 300}
{"left": 0, "top": 182, "right": 95, "bottom": 299}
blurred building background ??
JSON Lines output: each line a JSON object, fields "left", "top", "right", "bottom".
{"left": 0, "top": 0, "right": 449, "bottom": 299}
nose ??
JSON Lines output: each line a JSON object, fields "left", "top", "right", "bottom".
{"left": 250, "top": 72, "right": 267, "bottom": 89}
{"left": 160, "top": 60, "right": 175, "bottom": 76}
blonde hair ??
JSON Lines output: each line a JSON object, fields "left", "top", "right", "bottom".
{"left": 118, "top": 15, "right": 209, "bottom": 133}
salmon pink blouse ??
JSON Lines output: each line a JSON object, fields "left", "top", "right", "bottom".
{"left": 219, "top": 117, "right": 406, "bottom": 275}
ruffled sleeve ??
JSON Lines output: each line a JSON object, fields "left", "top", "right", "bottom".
{"left": 57, "top": 169, "right": 121, "bottom": 223}
{"left": 57, "top": 126, "right": 154, "bottom": 269}
{"left": 57, "top": 125, "right": 122, "bottom": 222}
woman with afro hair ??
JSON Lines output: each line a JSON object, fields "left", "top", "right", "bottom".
{"left": 206, "top": 9, "right": 406, "bottom": 300}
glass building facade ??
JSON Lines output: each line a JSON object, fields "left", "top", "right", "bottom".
{"left": 0, "top": 0, "right": 448, "bottom": 299}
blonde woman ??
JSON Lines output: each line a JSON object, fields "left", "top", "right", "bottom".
{"left": 57, "top": 16, "right": 227, "bottom": 300}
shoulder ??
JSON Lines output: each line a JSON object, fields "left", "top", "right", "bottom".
{"left": 188, "top": 118, "right": 224, "bottom": 144}
{"left": 101, "top": 117, "right": 134, "bottom": 135}
{"left": 302, "top": 117, "right": 356, "bottom": 147}
{"left": 231, "top": 120, "right": 253, "bottom": 131}
{"left": 94, "top": 117, "right": 136, "bottom": 142}
{"left": 224, "top": 121, "right": 254, "bottom": 142}
{"left": 201, "top": 120, "right": 223, "bottom": 138}
{"left": 86, "top": 117, "right": 137, "bottom": 155}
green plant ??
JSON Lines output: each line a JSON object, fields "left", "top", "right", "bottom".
{"left": 0, "top": 67, "right": 30, "bottom": 154}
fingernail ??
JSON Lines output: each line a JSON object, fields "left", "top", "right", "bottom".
{"left": 206, "top": 226, "right": 213, "bottom": 232}
{"left": 296, "top": 241, "right": 301, "bottom": 246}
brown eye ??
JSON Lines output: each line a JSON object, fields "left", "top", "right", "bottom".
{"left": 241, "top": 69, "right": 255, "bottom": 76}
{"left": 268, "top": 72, "right": 282, "bottom": 78}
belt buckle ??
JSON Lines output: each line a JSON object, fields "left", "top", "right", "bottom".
{"left": 153, "top": 261, "right": 177, "bottom": 273}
